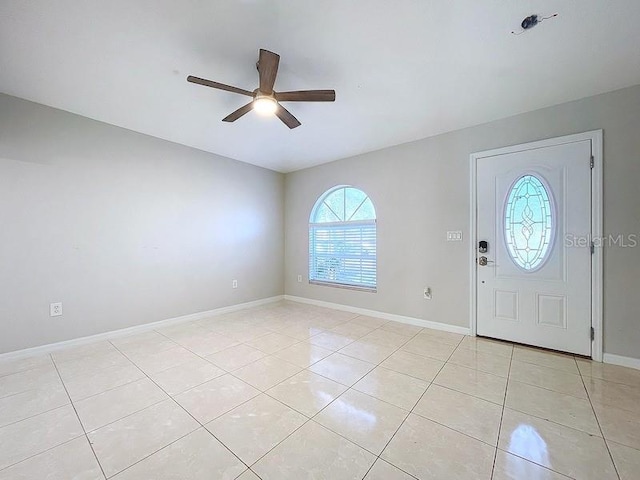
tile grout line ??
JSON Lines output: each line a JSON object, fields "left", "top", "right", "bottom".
{"left": 577, "top": 359, "right": 623, "bottom": 480}
{"left": 354, "top": 334, "right": 466, "bottom": 479}
{"left": 50, "top": 353, "right": 109, "bottom": 480}
{"left": 108, "top": 340, "right": 255, "bottom": 479}
{"left": 489, "top": 343, "right": 513, "bottom": 479}
{"left": 6, "top": 306, "right": 544, "bottom": 479}
{"left": 238, "top": 324, "right": 427, "bottom": 478}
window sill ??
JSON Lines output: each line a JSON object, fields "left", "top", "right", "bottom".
{"left": 309, "top": 280, "right": 377, "bottom": 293}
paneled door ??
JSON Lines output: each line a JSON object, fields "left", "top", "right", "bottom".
{"left": 476, "top": 139, "right": 593, "bottom": 355}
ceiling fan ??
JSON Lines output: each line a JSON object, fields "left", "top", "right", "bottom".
{"left": 187, "top": 49, "right": 336, "bottom": 129}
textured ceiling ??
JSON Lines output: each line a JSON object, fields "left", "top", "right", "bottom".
{"left": 1, "top": 0, "right": 640, "bottom": 172}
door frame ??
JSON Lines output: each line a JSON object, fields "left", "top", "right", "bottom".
{"left": 469, "top": 130, "right": 603, "bottom": 361}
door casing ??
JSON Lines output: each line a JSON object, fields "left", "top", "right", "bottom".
{"left": 469, "top": 131, "right": 603, "bottom": 361}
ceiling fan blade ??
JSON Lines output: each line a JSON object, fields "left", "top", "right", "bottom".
{"left": 187, "top": 76, "right": 255, "bottom": 97}
{"left": 275, "top": 104, "right": 301, "bottom": 129}
{"left": 275, "top": 90, "right": 336, "bottom": 102}
{"left": 222, "top": 102, "right": 254, "bottom": 122}
{"left": 257, "top": 49, "right": 280, "bottom": 94}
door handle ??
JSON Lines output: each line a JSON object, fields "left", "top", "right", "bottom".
{"left": 478, "top": 256, "right": 494, "bottom": 266}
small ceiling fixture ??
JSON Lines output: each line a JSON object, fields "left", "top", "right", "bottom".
{"left": 512, "top": 13, "right": 558, "bottom": 35}
{"left": 253, "top": 95, "right": 278, "bottom": 115}
{"left": 187, "top": 49, "right": 336, "bottom": 129}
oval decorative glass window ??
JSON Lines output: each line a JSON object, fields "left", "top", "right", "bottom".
{"left": 504, "top": 175, "right": 555, "bottom": 271}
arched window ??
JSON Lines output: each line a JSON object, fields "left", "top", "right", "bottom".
{"left": 309, "top": 186, "right": 377, "bottom": 291}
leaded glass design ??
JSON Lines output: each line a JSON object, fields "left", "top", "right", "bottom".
{"left": 309, "top": 186, "right": 376, "bottom": 289}
{"left": 504, "top": 175, "right": 555, "bottom": 271}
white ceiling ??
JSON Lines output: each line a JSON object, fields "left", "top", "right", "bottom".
{"left": 1, "top": 1, "right": 640, "bottom": 172}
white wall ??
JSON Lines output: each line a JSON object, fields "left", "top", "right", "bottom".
{"left": 284, "top": 84, "right": 640, "bottom": 360}
{"left": 0, "top": 94, "right": 284, "bottom": 353}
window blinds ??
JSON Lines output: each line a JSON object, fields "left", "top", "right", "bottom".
{"left": 309, "top": 220, "right": 376, "bottom": 290}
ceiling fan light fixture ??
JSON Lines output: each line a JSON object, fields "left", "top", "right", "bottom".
{"left": 253, "top": 96, "right": 278, "bottom": 115}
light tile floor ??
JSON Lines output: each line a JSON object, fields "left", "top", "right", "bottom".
{"left": 0, "top": 301, "right": 639, "bottom": 479}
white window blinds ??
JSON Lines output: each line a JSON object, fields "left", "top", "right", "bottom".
{"left": 309, "top": 186, "right": 376, "bottom": 291}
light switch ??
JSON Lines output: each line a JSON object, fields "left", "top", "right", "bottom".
{"left": 447, "top": 231, "right": 463, "bottom": 242}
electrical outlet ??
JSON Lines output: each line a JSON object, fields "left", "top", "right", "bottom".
{"left": 50, "top": 302, "right": 63, "bottom": 317}
{"left": 232, "top": 280, "right": 238, "bottom": 289}
{"left": 423, "top": 287, "right": 432, "bottom": 300}
{"left": 297, "top": 275, "right": 302, "bottom": 283}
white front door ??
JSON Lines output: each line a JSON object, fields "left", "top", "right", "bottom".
{"left": 476, "top": 139, "right": 593, "bottom": 355}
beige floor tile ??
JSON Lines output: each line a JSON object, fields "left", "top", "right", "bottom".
{"left": 350, "top": 315, "right": 388, "bottom": 328}
{"left": 416, "top": 329, "right": 465, "bottom": 346}
{"left": 593, "top": 403, "right": 640, "bottom": 450}
{"left": 380, "top": 350, "right": 444, "bottom": 382}
{"left": 457, "top": 336, "right": 514, "bottom": 358}
{"left": 215, "top": 324, "right": 272, "bottom": 343}
{"left": 505, "top": 380, "right": 600, "bottom": 435}
{"left": 577, "top": 358, "right": 640, "bottom": 387}
{"left": 339, "top": 340, "right": 397, "bottom": 364}
{"left": 75, "top": 377, "right": 168, "bottom": 432}
{"left": 509, "top": 360, "right": 587, "bottom": 398}
{"left": 172, "top": 331, "right": 239, "bottom": 356}
{"left": 378, "top": 321, "right": 423, "bottom": 337}
{"left": 206, "top": 394, "right": 307, "bottom": 465}
{"left": 236, "top": 470, "right": 261, "bottom": 480}
{"left": 272, "top": 342, "right": 333, "bottom": 368}
{"left": 353, "top": 366, "right": 428, "bottom": 410}
{"left": 308, "top": 353, "right": 375, "bottom": 386}
{"left": 360, "top": 329, "right": 412, "bottom": 348}
{"left": 330, "top": 322, "right": 377, "bottom": 338}
{"left": 126, "top": 345, "right": 201, "bottom": 375}
{"left": 492, "top": 449, "right": 571, "bottom": 480}
{"left": 512, "top": 347, "right": 578, "bottom": 374}
{"left": 0, "top": 436, "right": 103, "bottom": 480}
{"left": 0, "top": 404, "right": 84, "bottom": 470}
{"left": 316, "top": 389, "right": 408, "bottom": 454}
{"left": 400, "top": 335, "right": 457, "bottom": 361}
{"left": 88, "top": 399, "right": 199, "bottom": 477}
{"left": 584, "top": 376, "right": 640, "bottom": 414}
{"left": 62, "top": 362, "right": 145, "bottom": 401}
{"left": 364, "top": 459, "right": 416, "bottom": 480}
{"left": 112, "top": 428, "right": 245, "bottom": 480}
{"left": 0, "top": 354, "right": 53, "bottom": 378}
{"left": 498, "top": 408, "right": 617, "bottom": 480}
{"left": 448, "top": 347, "right": 511, "bottom": 377}
{"left": 382, "top": 413, "right": 495, "bottom": 480}
{"left": 55, "top": 349, "right": 132, "bottom": 380}
{"left": 156, "top": 320, "right": 208, "bottom": 337}
{"left": 111, "top": 331, "right": 176, "bottom": 357}
{"left": 434, "top": 363, "right": 507, "bottom": 405}
{"left": 0, "top": 365, "right": 63, "bottom": 398}
{"left": 282, "top": 324, "right": 326, "bottom": 341}
{"left": 266, "top": 370, "right": 348, "bottom": 417}
{"left": 414, "top": 384, "right": 502, "bottom": 445}
{"left": 174, "top": 374, "right": 260, "bottom": 423}
{"left": 149, "top": 357, "right": 225, "bottom": 395}
{"left": 608, "top": 441, "right": 640, "bottom": 480}
{"left": 0, "top": 382, "right": 69, "bottom": 428}
{"left": 234, "top": 357, "right": 302, "bottom": 391}
{"left": 308, "top": 331, "right": 357, "bottom": 350}
{"left": 52, "top": 341, "right": 118, "bottom": 363}
{"left": 253, "top": 420, "right": 375, "bottom": 479}
{"left": 206, "top": 344, "right": 266, "bottom": 371}
{"left": 245, "top": 332, "right": 300, "bottom": 354}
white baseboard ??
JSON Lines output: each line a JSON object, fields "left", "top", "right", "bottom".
{"left": 284, "top": 295, "right": 471, "bottom": 336}
{"left": 603, "top": 353, "right": 640, "bottom": 370}
{"left": 0, "top": 295, "right": 284, "bottom": 361}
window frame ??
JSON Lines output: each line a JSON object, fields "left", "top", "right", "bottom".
{"left": 308, "top": 186, "right": 377, "bottom": 292}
